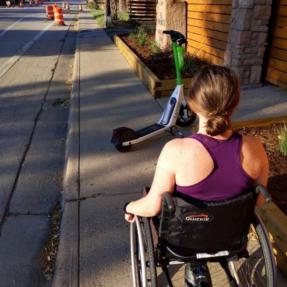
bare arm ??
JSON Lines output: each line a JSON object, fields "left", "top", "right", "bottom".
{"left": 255, "top": 140, "right": 269, "bottom": 206}
{"left": 242, "top": 136, "right": 269, "bottom": 206}
{"left": 125, "top": 141, "right": 177, "bottom": 219}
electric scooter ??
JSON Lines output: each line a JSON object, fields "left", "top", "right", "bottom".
{"left": 111, "top": 30, "right": 196, "bottom": 152}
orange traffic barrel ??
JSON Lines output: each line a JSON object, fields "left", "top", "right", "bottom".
{"left": 53, "top": 6, "right": 65, "bottom": 25}
{"left": 45, "top": 5, "right": 54, "bottom": 20}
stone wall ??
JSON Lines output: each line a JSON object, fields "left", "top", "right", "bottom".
{"left": 155, "top": 0, "right": 186, "bottom": 50}
{"left": 224, "top": 0, "right": 272, "bottom": 86}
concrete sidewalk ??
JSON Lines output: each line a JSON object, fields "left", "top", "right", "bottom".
{"left": 53, "top": 11, "right": 287, "bottom": 287}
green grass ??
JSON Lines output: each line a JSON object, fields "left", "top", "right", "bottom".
{"left": 278, "top": 123, "right": 287, "bottom": 156}
{"left": 118, "top": 11, "right": 129, "bottom": 21}
{"left": 91, "top": 9, "right": 105, "bottom": 27}
{"left": 135, "top": 26, "right": 148, "bottom": 47}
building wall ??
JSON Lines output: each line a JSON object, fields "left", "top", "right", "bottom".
{"left": 266, "top": 0, "right": 287, "bottom": 89}
{"left": 186, "top": 0, "right": 232, "bottom": 65}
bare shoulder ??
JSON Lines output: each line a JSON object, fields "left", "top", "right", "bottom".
{"left": 232, "top": 134, "right": 268, "bottom": 201}
{"left": 159, "top": 137, "right": 208, "bottom": 173}
{"left": 241, "top": 135, "right": 266, "bottom": 155}
{"left": 163, "top": 137, "right": 204, "bottom": 156}
{"left": 240, "top": 134, "right": 269, "bottom": 182}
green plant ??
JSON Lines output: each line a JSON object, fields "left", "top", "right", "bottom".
{"left": 128, "top": 31, "right": 137, "bottom": 40}
{"left": 278, "top": 122, "right": 287, "bottom": 156}
{"left": 87, "top": 0, "right": 99, "bottom": 10}
{"left": 92, "top": 9, "right": 105, "bottom": 27}
{"left": 136, "top": 26, "right": 148, "bottom": 47}
{"left": 150, "top": 40, "right": 161, "bottom": 55}
{"left": 118, "top": 11, "right": 129, "bottom": 21}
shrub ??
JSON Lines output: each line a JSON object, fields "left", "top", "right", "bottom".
{"left": 136, "top": 26, "right": 148, "bottom": 47}
{"left": 87, "top": 0, "right": 99, "bottom": 10}
{"left": 128, "top": 31, "right": 137, "bottom": 41}
{"left": 92, "top": 9, "right": 105, "bottom": 27}
{"left": 278, "top": 123, "right": 287, "bottom": 156}
{"left": 150, "top": 40, "right": 161, "bottom": 55}
{"left": 118, "top": 11, "right": 129, "bottom": 21}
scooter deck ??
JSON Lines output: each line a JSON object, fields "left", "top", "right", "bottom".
{"left": 136, "top": 123, "right": 165, "bottom": 137}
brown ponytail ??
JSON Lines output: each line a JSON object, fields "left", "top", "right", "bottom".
{"left": 205, "top": 115, "right": 229, "bottom": 136}
{"left": 187, "top": 65, "right": 240, "bottom": 136}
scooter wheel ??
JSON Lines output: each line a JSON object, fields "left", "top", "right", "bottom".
{"left": 115, "top": 144, "right": 132, "bottom": 153}
{"left": 176, "top": 105, "right": 196, "bottom": 127}
{"left": 111, "top": 127, "right": 137, "bottom": 152}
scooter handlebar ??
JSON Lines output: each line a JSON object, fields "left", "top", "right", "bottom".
{"left": 163, "top": 30, "right": 187, "bottom": 45}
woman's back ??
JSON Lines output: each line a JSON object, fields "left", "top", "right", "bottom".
{"left": 168, "top": 131, "right": 268, "bottom": 201}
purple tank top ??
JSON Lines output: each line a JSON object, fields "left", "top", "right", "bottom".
{"left": 176, "top": 132, "right": 255, "bottom": 201}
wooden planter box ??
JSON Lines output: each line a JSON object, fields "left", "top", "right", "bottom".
{"left": 257, "top": 203, "right": 287, "bottom": 277}
{"left": 114, "top": 35, "right": 192, "bottom": 98}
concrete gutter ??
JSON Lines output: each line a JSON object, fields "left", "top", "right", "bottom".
{"left": 52, "top": 25, "right": 80, "bottom": 287}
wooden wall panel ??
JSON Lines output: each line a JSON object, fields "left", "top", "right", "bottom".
{"left": 186, "top": 1, "right": 232, "bottom": 64}
{"left": 129, "top": 0, "right": 156, "bottom": 21}
{"left": 266, "top": 0, "right": 287, "bottom": 89}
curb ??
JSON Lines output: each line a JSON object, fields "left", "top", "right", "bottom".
{"left": 232, "top": 115, "right": 287, "bottom": 130}
{"left": 52, "top": 24, "right": 80, "bottom": 287}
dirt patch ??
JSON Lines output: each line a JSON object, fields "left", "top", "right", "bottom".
{"left": 39, "top": 202, "right": 62, "bottom": 281}
{"left": 238, "top": 124, "right": 287, "bottom": 214}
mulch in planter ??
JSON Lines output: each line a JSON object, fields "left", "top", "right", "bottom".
{"left": 121, "top": 34, "right": 207, "bottom": 80}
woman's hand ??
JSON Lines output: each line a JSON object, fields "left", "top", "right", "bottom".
{"left": 124, "top": 202, "right": 135, "bottom": 223}
{"left": 125, "top": 213, "right": 135, "bottom": 223}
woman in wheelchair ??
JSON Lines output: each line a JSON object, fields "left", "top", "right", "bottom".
{"left": 124, "top": 65, "right": 276, "bottom": 287}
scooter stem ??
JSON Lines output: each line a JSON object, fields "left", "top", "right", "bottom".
{"left": 172, "top": 42, "right": 184, "bottom": 85}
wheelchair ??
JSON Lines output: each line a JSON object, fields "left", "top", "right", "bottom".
{"left": 129, "top": 185, "right": 277, "bottom": 287}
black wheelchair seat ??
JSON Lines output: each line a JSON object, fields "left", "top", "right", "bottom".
{"left": 158, "top": 190, "right": 257, "bottom": 257}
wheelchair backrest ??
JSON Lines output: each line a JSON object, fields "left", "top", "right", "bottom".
{"left": 159, "top": 190, "right": 257, "bottom": 253}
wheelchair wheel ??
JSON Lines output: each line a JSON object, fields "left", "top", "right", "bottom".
{"left": 176, "top": 104, "right": 196, "bottom": 127}
{"left": 130, "top": 216, "right": 157, "bottom": 287}
{"left": 228, "top": 214, "right": 277, "bottom": 287}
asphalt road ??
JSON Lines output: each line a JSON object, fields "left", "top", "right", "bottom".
{"left": 0, "top": 5, "right": 77, "bottom": 286}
